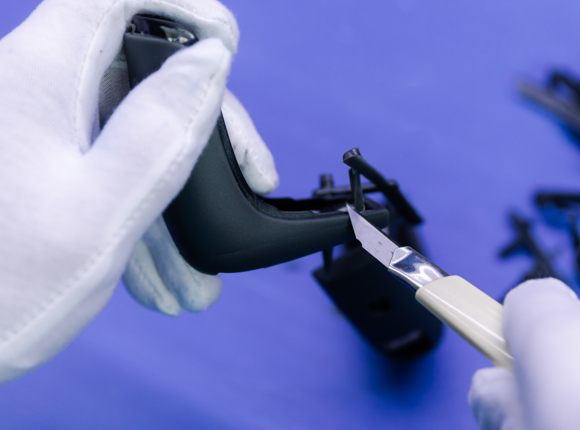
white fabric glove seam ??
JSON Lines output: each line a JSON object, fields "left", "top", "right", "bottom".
{"left": 73, "top": 0, "right": 237, "bottom": 151}
{"left": 0, "top": 49, "right": 229, "bottom": 347}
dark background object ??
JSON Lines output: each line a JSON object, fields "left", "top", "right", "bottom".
{"left": 500, "top": 212, "right": 559, "bottom": 282}
{"left": 519, "top": 70, "right": 580, "bottom": 134}
{"left": 536, "top": 191, "right": 580, "bottom": 209}
{"left": 535, "top": 191, "right": 580, "bottom": 282}
{"left": 498, "top": 212, "right": 561, "bottom": 300}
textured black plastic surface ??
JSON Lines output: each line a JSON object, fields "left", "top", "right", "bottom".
{"left": 124, "top": 17, "right": 389, "bottom": 275}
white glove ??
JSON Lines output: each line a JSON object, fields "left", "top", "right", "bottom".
{"left": 0, "top": 0, "right": 275, "bottom": 383}
{"left": 469, "top": 278, "right": 580, "bottom": 430}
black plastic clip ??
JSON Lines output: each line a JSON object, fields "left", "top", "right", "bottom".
{"left": 500, "top": 213, "right": 559, "bottom": 282}
{"left": 342, "top": 148, "right": 422, "bottom": 226}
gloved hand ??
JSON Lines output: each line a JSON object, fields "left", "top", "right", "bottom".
{"left": 0, "top": 0, "right": 276, "bottom": 383}
{"left": 469, "top": 278, "right": 580, "bottom": 430}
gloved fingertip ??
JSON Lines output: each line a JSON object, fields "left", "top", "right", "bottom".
{"left": 156, "top": 298, "right": 183, "bottom": 317}
{"left": 179, "top": 268, "right": 222, "bottom": 312}
{"left": 505, "top": 277, "right": 578, "bottom": 306}
{"left": 469, "top": 367, "right": 513, "bottom": 404}
{"left": 122, "top": 275, "right": 183, "bottom": 317}
{"left": 241, "top": 165, "right": 280, "bottom": 195}
{"left": 122, "top": 242, "right": 183, "bottom": 317}
{"left": 200, "top": 275, "right": 223, "bottom": 310}
{"left": 503, "top": 278, "right": 580, "bottom": 343}
{"left": 468, "top": 367, "right": 522, "bottom": 430}
{"left": 188, "top": 37, "right": 232, "bottom": 63}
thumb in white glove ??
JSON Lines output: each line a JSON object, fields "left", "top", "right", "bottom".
{"left": 469, "top": 278, "right": 580, "bottom": 430}
{"left": 0, "top": 0, "right": 235, "bottom": 383}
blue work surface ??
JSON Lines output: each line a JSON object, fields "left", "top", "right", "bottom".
{"left": 2, "top": 1, "right": 580, "bottom": 429}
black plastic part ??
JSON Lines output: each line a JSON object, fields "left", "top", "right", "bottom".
{"left": 519, "top": 71, "right": 580, "bottom": 134}
{"left": 313, "top": 182, "right": 379, "bottom": 197}
{"left": 343, "top": 149, "right": 423, "bottom": 226}
{"left": 536, "top": 192, "right": 580, "bottom": 209}
{"left": 500, "top": 213, "right": 560, "bottom": 289}
{"left": 570, "top": 217, "right": 580, "bottom": 278}
{"left": 319, "top": 174, "right": 335, "bottom": 191}
{"left": 549, "top": 72, "right": 580, "bottom": 102}
{"left": 349, "top": 169, "right": 364, "bottom": 212}
{"left": 313, "top": 245, "right": 442, "bottom": 359}
{"left": 131, "top": 15, "right": 198, "bottom": 46}
{"left": 124, "top": 17, "right": 389, "bottom": 275}
{"left": 535, "top": 191, "right": 580, "bottom": 280}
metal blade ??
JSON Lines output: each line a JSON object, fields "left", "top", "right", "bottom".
{"left": 346, "top": 204, "right": 398, "bottom": 268}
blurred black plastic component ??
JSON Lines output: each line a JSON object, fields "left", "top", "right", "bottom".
{"left": 500, "top": 213, "right": 559, "bottom": 283}
{"left": 519, "top": 70, "right": 580, "bottom": 133}
{"left": 536, "top": 191, "right": 580, "bottom": 209}
{"left": 536, "top": 191, "right": 580, "bottom": 279}
{"left": 566, "top": 212, "right": 580, "bottom": 276}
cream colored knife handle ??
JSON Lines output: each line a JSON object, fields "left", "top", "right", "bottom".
{"left": 415, "top": 275, "right": 513, "bottom": 369}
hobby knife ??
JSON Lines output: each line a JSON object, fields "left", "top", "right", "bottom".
{"left": 347, "top": 204, "right": 513, "bottom": 368}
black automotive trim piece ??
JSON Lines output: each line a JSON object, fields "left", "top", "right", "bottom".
{"left": 124, "top": 16, "right": 389, "bottom": 274}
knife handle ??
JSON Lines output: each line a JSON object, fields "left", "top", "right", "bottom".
{"left": 415, "top": 275, "right": 513, "bottom": 369}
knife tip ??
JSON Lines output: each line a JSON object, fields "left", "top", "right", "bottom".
{"left": 346, "top": 203, "right": 362, "bottom": 238}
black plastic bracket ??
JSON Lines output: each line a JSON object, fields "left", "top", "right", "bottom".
{"left": 312, "top": 149, "right": 442, "bottom": 359}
